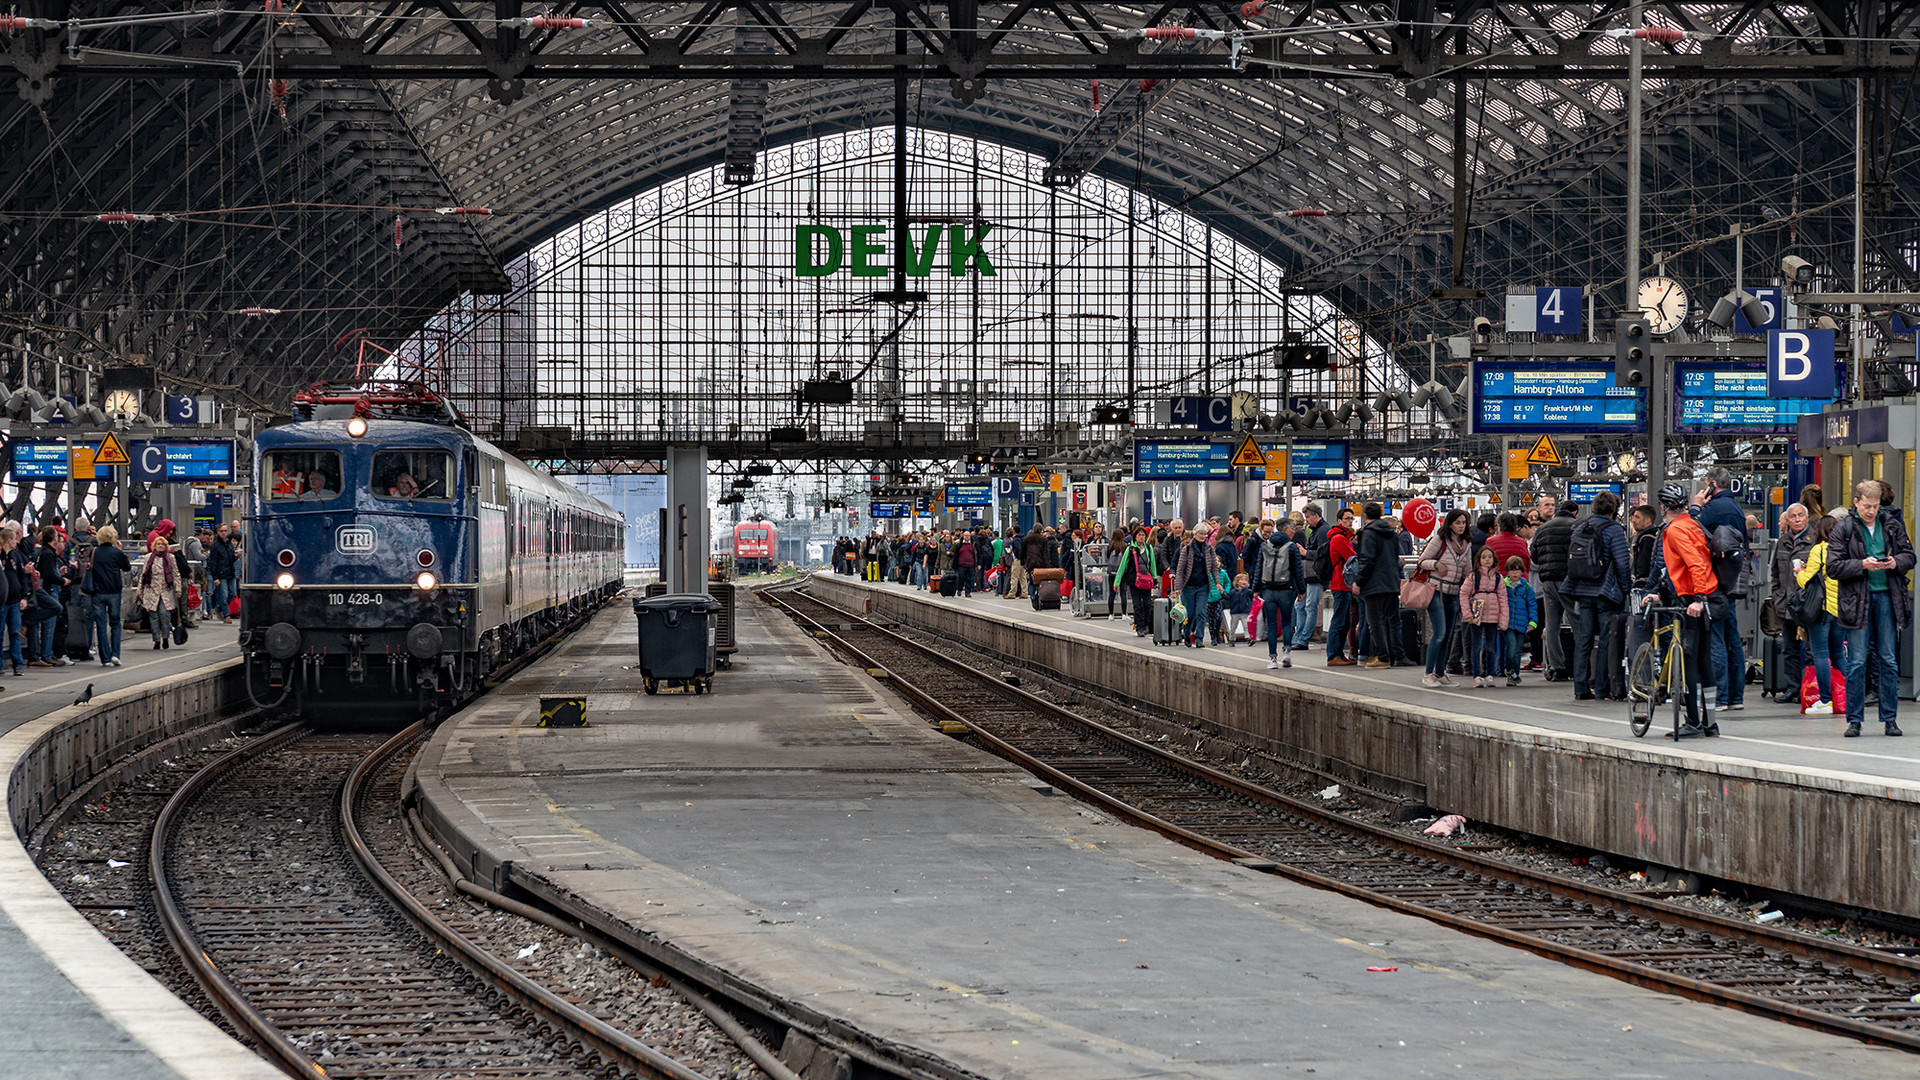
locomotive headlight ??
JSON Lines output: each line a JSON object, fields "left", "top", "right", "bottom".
{"left": 346, "top": 416, "right": 369, "bottom": 437}
{"left": 416, "top": 571, "right": 437, "bottom": 591}
{"left": 275, "top": 572, "right": 295, "bottom": 590}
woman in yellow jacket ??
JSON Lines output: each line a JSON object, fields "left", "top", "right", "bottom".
{"left": 1795, "top": 515, "right": 1845, "bottom": 714}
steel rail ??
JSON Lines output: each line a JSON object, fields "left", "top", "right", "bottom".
{"left": 764, "top": 580, "right": 1920, "bottom": 1051}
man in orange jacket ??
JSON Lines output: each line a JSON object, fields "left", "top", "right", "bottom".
{"left": 1649, "top": 481, "right": 1720, "bottom": 737}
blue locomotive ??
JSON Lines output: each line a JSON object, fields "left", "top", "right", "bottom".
{"left": 240, "top": 382, "right": 625, "bottom": 713}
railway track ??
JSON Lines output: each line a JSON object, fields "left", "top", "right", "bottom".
{"left": 766, "top": 580, "right": 1920, "bottom": 1051}
{"left": 150, "top": 722, "right": 717, "bottom": 1080}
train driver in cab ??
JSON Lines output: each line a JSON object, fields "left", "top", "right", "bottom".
{"left": 304, "top": 470, "right": 338, "bottom": 499}
{"left": 387, "top": 472, "right": 420, "bottom": 499}
{"left": 272, "top": 464, "right": 304, "bottom": 498}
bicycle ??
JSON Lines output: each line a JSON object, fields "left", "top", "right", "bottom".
{"left": 1627, "top": 605, "right": 1691, "bottom": 738}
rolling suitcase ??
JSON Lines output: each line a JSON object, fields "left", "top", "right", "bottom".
{"left": 938, "top": 571, "right": 959, "bottom": 597}
{"left": 1035, "top": 580, "right": 1062, "bottom": 610}
{"left": 1152, "top": 597, "right": 1179, "bottom": 645}
{"left": 1399, "top": 608, "right": 1425, "bottom": 666}
{"left": 64, "top": 599, "right": 90, "bottom": 661}
{"left": 1763, "top": 633, "right": 1797, "bottom": 701}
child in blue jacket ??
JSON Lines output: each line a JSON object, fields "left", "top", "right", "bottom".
{"left": 1501, "top": 556, "right": 1537, "bottom": 686}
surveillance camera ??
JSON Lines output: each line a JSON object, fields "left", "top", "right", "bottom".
{"left": 1471, "top": 316, "right": 1493, "bottom": 337}
{"left": 1781, "top": 255, "right": 1815, "bottom": 285}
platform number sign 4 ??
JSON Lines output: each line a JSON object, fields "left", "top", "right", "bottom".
{"left": 1171, "top": 395, "right": 1233, "bottom": 432}
{"left": 1535, "top": 287, "right": 1582, "bottom": 335}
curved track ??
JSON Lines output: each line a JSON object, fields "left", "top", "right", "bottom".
{"left": 766, "top": 580, "right": 1920, "bottom": 1051}
{"left": 149, "top": 722, "right": 715, "bottom": 1080}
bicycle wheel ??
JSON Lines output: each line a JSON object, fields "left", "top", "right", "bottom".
{"left": 1627, "top": 642, "right": 1656, "bottom": 737}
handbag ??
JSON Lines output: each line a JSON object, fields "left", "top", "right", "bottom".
{"left": 173, "top": 618, "right": 189, "bottom": 646}
{"left": 1790, "top": 567, "right": 1827, "bottom": 626}
{"left": 1399, "top": 569, "right": 1435, "bottom": 611}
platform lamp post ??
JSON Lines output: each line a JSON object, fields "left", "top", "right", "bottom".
{"left": 1624, "top": 0, "right": 1661, "bottom": 500}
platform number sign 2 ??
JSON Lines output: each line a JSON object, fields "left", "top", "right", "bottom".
{"left": 1535, "top": 287, "right": 1582, "bottom": 335}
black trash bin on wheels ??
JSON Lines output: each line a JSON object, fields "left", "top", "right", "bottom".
{"left": 633, "top": 593, "right": 720, "bottom": 695}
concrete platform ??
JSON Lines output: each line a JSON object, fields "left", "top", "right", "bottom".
{"left": 810, "top": 573, "right": 1920, "bottom": 922}
{"left": 413, "top": 593, "right": 1920, "bottom": 1078}
{"left": 0, "top": 628, "right": 276, "bottom": 1080}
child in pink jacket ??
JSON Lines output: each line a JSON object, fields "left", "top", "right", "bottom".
{"left": 1459, "top": 546, "right": 1509, "bottom": 688}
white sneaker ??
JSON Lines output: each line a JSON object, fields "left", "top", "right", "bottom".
{"left": 1422, "top": 673, "right": 1442, "bottom": 688}
{"left": 1804, "top": 700, "right": 1833, "bottom": 715}
{"left": 1281, "top": 650, "right": 1292, "bottom": 669}
{"left": 1437, "top": 674, "right": 1459, "bottom": 686}
{"left": 109, "top": 657, "right": 122, "bottom": 667}
{"left": 1266, "top": 658, "right": 1279, "bottom": 670}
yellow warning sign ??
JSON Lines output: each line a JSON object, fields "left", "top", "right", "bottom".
{"left": 1507, "top": 448, "right": 1529, "bottom": 481}
{"left": 1022, "top": 466, "right": 1044, "bottom": 485}
{"left": 69, "top": 446, "right": 99, "bottom": 481}
{"left": 93, "top": 431, "right": 131, "bottom": 466}
{"left": 1525, "top": 434, "right": 1562, "bottom": 467}
{"left": 1230, "top": 433, "right": 1267, "bottom": 468}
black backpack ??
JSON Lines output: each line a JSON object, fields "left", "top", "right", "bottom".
{"left": 1312, "top": 538, "right": 1333, "bottom": 584}
{"left": 1566, "top": 519, "right": 1609, "bottom": 583}
{"left": 1708, "top": 524, "right": 1750, "bottom": 597}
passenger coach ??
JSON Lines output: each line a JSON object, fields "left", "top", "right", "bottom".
{"left": 241, "top": 382, "right": 624, "bottom": 712}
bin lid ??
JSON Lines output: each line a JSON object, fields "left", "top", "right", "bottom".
{"left": 632, "top": 592, "right": 720, "bottom": 615}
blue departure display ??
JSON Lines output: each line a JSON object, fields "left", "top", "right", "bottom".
{"left": 1258, "top": 440, "right": 1350, "bottom": 480}
{"left": 1568, "top": 481, "right": 1623, "bottom": 503}
{"left": 943, "top": 480, "right": 992, "bottom": 507}
{"left": 9, "top": 439, "right": 69, "bottom": 479}
{"left": 1472, "top": 362, "right": 1646, "bottom": 434}
{"left": 1133, "top": 440, "right": 1234, "bottom": 480}
{"left": 869, "top": 501, "right": 911, "bottom": 518}
{"left": 1672, "top": 361, "right": 1842, "bottom": 434}
{"left": 131, "top": 439, "right": 235, "bottom": 482}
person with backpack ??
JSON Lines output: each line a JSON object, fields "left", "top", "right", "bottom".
{"left": 1416, "top": 509, "right": 1473, "bottom": 687}
{"left": 953, "top": 529, "right": 977, "bottom": 596}
{"left": 1827, "top": 479, "right": 1916, "bottom": 737}
{"left": 1794, "top": 515, "right": 1845, "bottom": 716}
{"left": 1646, "top": 482, "right": 1721, "bottom": 738}
{"left": 1529, "top": 501, "right": 1579, "bottom": 682}
{"left": 1113, "top": 525, "right": 1160, "bottom": 637}
{"left": 1353, "top": 503, "right": 1404, "bottom": 669}
{"left": 1500, "top": 556, "right": 1537, "bottom": 686}
{"left": 1560, "top": 491, "right": 1632, "bottom": 701}
{"left": 1695, "top": 468, "right": 1750, "bottom": 711}
{"left": 1289, "top": 504, "right": 1329, "bottom": 653}
{"left": 1254, "top": 518, "right": 1303, "bottom": 669}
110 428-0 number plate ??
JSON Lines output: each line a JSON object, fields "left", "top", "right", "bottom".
{"left": 328, "top": 592, "right": 385, "bottom": 606}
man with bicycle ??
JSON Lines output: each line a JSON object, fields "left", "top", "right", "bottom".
{"left": 1645, "top": 481, "right": 1721, "bottom": 738}
{"left": 1827, "top": 479, "right": 1914, "bottom": 738}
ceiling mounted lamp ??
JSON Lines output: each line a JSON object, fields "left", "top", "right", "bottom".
{"left": 1704, "top": 290, "right": 1771, "bottom": 330}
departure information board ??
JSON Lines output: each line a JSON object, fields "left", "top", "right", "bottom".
{"left": 9, "top": 439, "right": 69, "bottom": 480}
{"left": 943, "top": 480, "right": 992, "bottom": 507}
{"left": 1133, "top": 440, "right": 1234, "bottom": 480}
{"left": 1471, "top": 362, "right": 1646, "bottom": 434}
{"left": 1672, "top": 361, "right": 1843, "bottom": 434}
{"left": 868, "top": 502, "right": 911, "bottom": 518}
{"left": 1261, "top": 440, "right": 1350, "bottom": 480}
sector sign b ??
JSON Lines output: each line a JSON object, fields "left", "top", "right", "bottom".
{"left": 1768, "top": 328, "right": 1836, "bottom": 400}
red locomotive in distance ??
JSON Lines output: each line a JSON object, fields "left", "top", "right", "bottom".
{"left": 732, "top": 518, "right": 778, "bottom": 574}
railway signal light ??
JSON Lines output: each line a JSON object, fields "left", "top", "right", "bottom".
{"left": 1614, "top": 317, "right": 1651, "bottom": 387}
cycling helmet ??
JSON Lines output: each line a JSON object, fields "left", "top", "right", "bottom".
{"left": 1658, "top": 481, "right": 1690, "bottom": 509}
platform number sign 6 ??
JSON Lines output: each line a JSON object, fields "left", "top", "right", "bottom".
{"left": 1535, "top": 287, "right": 1582, "bottom": 335}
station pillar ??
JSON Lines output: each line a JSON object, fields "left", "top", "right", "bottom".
{"left": 664, "top": 446, "right": 710, "bottom": 596}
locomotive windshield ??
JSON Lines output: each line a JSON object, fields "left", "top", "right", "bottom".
{"left": 372, "top": 450, "right": 453, "bottom": 500}
{"left": 264, "top": 451, "right": 342, "bottom": 501}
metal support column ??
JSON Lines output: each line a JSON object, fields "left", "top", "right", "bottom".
{"left": 665, "top": 446, "right": 710, "bottom": 596}
{"left": 1626, "top": 0, "right": 1660, "bottom": 498}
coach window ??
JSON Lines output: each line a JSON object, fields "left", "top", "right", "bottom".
{"left": 264, "top": 450, "right": 342, "bottom": 501}
{"left": 372, "top": 450, "right": 454, "bottom": 500}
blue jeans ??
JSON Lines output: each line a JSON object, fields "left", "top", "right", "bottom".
{"left": 1843, "top": 591, "right": 1899, "bottom": 725}
{"left": 89, "top": 593, "right": 121, "bottom": 663}
{"left": 1470, "top": 624, "right": 1498, "bottom": 678}
{"left": 1708, "top": 605, "right": 1746, "bottom": 706}
{"left": 1327, "top": 591, "right": 1352, "bottom": 658}
{"left": 1290, "top": 582, "right": 1325, "bottom": 648}
{"left": 1806, "top": 613, "right": 1846, "bottom": 702}
{"left": 2, "top": 603, "right": 22, "bottom": 671}
{"left": 1504, "top": 629, "right": 1526, "bottom": 677}
{"left": 211, "top": 575, "right": 236, "bottom": 617}
{"left": 30, "top": 614, "right": 57, "bottom": 661}
{"left": 1261, "top": 588, "right": 1295, "bottom": 658}
{"left": 1180, "top": 584, "right": 1209, "bottom": 644}
{"left": 1425, "top": 593, "right": 1459, "bottom": 676}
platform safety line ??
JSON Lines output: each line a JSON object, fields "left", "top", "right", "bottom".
{"left": 0, "top": 641, "right": 234, "bottom": 705}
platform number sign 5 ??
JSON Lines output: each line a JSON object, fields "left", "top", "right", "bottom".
{"left": 1733, "top": 287, "right": 1783, "bottom": 334}
{"left": 1535, "top": 287, "right": 1582, "bottom": 335}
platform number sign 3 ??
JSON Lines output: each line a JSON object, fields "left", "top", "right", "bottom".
{"left": 1535, "top": 287, "right": 1582, "bottom": 335}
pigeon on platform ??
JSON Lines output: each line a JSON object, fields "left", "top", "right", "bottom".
{"left": 73, "top": 683, "right": 93, "bottom": 706}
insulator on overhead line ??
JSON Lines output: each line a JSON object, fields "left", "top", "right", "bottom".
{"left": 271, "top": 79, "right": 288, "bottom": 118}
{"left": 1289, "top": 209, "right": 1329, "bottom": 217}
{"left": 96, "top": 213, "right": 157, "bottom": 223}
{"left": 1143, "top": 26, "right": 1197, "bottom": 40}
{"left": 1604, "top": 25, "right": 1701, "bottom": 42}
{"left": 529, "top": 16, "right": 590, "bottom": 29}
{"left": 433, "top": 206, "right": 492, "bottom": 215}
{"left": 394, "top": 214, "right": 403, "bottom": 250}
{"left": 1, "top": 16, "right": 60, "bottom": 30}
{"left": 263, "top": 0, "right": 283, "bottom": 12}
{"left": 237, "top": 308, "right": 281, "bottom": 316}
{"left": 1091, "top": 79, "right": 1101, "bottom": 111}
{"left": 1240, "top": 0, "right": 1270, "bottom": 17}
{"left": 1139, "top": 78, "right": 1159, "bottom": 93}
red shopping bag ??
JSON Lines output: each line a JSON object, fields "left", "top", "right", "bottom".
{"left": 1801, "top": 664, "right": 1847, "bottom": 713}
{"left": 1248, "top": 596, "right": 1263, "bottom": 636}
